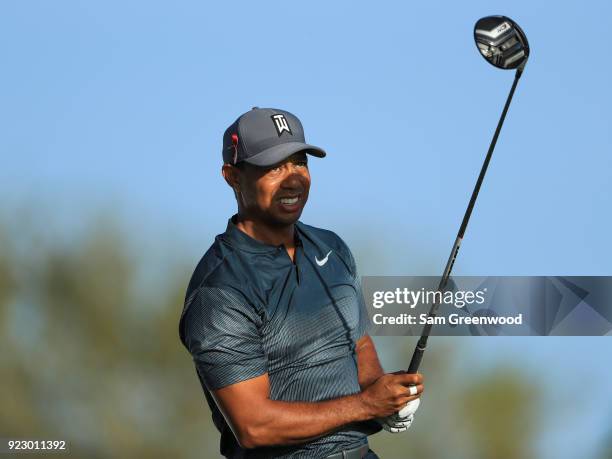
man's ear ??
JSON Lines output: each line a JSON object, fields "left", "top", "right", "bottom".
{"left": 222, "top": 163, "right": 240, "bottom": 192}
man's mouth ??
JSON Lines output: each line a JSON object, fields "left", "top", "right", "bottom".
{"left": 277, "top": 193, "right": 304, "bottom": 212}
{"left": 279, "top": 196, "right": 299, "bottom": 205}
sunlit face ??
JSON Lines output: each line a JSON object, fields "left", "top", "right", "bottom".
{"left": 224, "top": 152, "right": 310, "bottom": 226}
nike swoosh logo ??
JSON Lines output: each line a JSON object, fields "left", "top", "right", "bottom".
{"left": 315, "top": 250, "right": 332, "bottom": 267}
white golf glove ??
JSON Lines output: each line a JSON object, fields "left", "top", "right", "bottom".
{"left": 377, "top": 398, "right": 421, "bottom": 433}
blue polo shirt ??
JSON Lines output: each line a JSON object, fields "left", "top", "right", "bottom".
{"left": 179, "top": 217, "right": 372, "bottom": 458}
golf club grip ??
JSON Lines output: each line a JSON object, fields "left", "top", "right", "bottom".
{"left": 407, "top": 346, "right": 424, "bottom": 374}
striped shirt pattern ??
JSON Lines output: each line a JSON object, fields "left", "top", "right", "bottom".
{"left": 179, "top": 218, "right": 371, "bottom": 458}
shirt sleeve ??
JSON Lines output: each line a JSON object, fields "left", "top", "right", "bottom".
{"left": 338, "top": 238, "right": 371, "bottom": 341}
{"left": 181, "top": 286, "right": 268, "bottom": 390}
{"left": 353, "top": 273, "right": 370, "bottom": 341}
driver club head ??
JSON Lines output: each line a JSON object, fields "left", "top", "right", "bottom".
{"left": 474, "top": 16, "right": 530, "bottom": 70}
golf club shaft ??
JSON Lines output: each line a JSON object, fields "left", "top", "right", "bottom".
{"left": 407, "top": 69, "right": 523, "bottom": 374}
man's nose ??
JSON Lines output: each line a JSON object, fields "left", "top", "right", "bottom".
{"left": 280, "top": 167, "right": 307, "bottom": 188}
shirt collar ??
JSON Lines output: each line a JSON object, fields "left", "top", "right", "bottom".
{"left": 222, "top": 215, "right": 303, "bottom": 254}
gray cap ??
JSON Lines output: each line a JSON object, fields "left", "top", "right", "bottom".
{"left": 222, "top": 107, "right": 326, "bottom": 166}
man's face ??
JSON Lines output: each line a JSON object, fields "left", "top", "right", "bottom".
{"left": 227, "top": 152, "right": 311, "bottom": 226}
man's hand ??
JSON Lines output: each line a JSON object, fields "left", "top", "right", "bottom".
{"left": 378, "top": 413, "right": 414, "bottom": 433}
{"left": 377, "top": 397, "right": 421, "bottom": 433}
{"left": 358, "top": 371, "right": 424, "bottom": 419}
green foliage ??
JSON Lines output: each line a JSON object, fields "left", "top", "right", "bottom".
{"left": 0, "top": 216, "right": 217, "bottom": 458}
{"left": 368, "top": 339, "right": 543, "bottom": 459}
{"left": 457, "top": 368, "right": 540, "bottom": 459}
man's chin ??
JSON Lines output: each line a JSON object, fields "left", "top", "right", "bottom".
{"left": 268, "top": 208, "right": 304, "bottom": 227}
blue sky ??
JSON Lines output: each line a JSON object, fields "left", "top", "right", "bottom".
{"left": 1, "top": 1, "right": 611, "bottom": 274}
{"left": 1, "top": 1, "right": 611, "bottom": 457}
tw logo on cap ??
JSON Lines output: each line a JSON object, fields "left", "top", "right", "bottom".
{"left": 271, "top": 114, "right": 292, "bottom": 137}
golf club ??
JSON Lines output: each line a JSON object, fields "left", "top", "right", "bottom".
{"left": 406, "top": 15, "right": 530, "bottom": 374}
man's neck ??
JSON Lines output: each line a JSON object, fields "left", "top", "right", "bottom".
{"left": 234, "top": 215, "right": 296, "bottom": 249}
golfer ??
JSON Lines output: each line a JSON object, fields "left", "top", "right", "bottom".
{"left": 179, "top": 107, "right": 424, "bottom": 459}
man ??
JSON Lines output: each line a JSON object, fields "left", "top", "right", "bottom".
{"left": 179, "top": 107, "right": 424, "bottom": 458}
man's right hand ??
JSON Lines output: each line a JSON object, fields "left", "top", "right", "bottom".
{"left": 358, "top": 371, "right": 424, "bottom": 419}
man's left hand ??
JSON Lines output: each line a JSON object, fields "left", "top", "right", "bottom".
{"left": 377, "top": 396, "right": 421, "bottom": 433}
{"left": 377, "top": 413, "right": 414, "bottom": 433}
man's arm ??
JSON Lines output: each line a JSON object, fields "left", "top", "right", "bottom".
{"left": 183, "top": 286, "right": 423, "bottom": 448}
{"left": 210, "top": 371, "right": 423, "bottom": 449}
{"left": 355, "top": 334, "right": 384, "bottom": 390}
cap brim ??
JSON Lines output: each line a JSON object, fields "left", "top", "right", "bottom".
{"left": 243, "top": 142, "right": 326, "bottom": 167}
